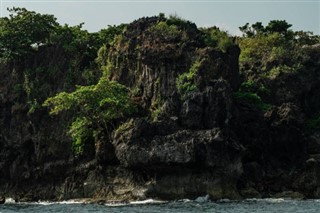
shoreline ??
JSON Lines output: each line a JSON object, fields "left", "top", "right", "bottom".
{"left": 0, "top": 196, "right": 311, "bottom": 206}
{"left": 0, "top": 192, "right": 307, "bottom": 206}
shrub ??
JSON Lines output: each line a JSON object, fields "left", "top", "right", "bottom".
{"left": 240, "top": 80, "right": 256, "bottom": 91}
{"left": 234, "top": 91, "right": 271, "bottom": 111}
{"left": 267, "top": 64, "right": 302, "bottom": 79}
{"left": 176, "top": 60, "right": 201, "bottom": 98}
{"left": 201, "top": 27, "right": 235, "bottom": 52}
{"left": 149, "top": 21, "right": 180, "bottom": 39}
{"left": 240, "top": 80, "right": 270, "bottom": 95}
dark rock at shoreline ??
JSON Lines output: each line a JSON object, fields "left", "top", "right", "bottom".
{"left": 0, "top": 196, "right": 5, "bottom": 204}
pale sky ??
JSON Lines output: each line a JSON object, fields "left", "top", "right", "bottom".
{"left": 0, "top": 0, "right": 319, "bottom": 35}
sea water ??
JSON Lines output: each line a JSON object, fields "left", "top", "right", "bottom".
{"left": 1, "top": 198, "right": 320, "bottom": 213}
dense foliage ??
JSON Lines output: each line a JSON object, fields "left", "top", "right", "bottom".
{"left": 176, "top": 60, "right": 201, "bottom": 98}
{"left": 0, "top": 8, "right": 130, "bottom": 157}
{"left": 0, "top": 7, "right": 126, "bottom": 112}
{"left": 0, "top": 7, "right": 58, "bottom": 62}
{"left": 238, "top": 20, "right": 319, "bottom": 78}
{"left": 43, "top": 77, "right": 135, "bottom": 156}
{"left": 201, "top": 27, "right": 235, "bottom": 52}
{"left": 237, "top": 20, "right": 319, "bottom": 115}
{"left": 2, "top": 7, "right": 319, "bottom": 157}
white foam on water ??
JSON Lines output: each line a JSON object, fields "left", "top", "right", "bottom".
{"left": 56, "top": 200, "right": 85, "bottom": 205}
{"left": 178, "top": 198, "right": 191, "bottom": 203}
{"left": 4, "top": 198, "right": 15, "bottom": 204}
{"left": 130, "top": 199, "right": 167, "bottom": 205}
{"left": 264, "top": 198, "right": 286, "bottom": 203}
{"left": 34, "top": 201, "right": 54, "bottom": 206}
{"left": 105, "top": 199, "right": 167, "bottom": 207}
{"left": 17, "top": 199, "right": 86, "bottom": 205}
{"left": 245, "top": 198, "right": 287, "bottom": 203}
{"left": 105, "top": 202, "right": 129, "bottom": 207}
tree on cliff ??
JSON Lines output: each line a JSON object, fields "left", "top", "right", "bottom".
{"left": 238, "top": 20, "right": 319, "bottom": 79}
{"left": 0, "top": 7, "right": 59, "bottom": 62}
{"left": 0, "top": 7, "right": 125, "bottom": 68}
{"left": 236, "top": 20, "right": 319, "bottom": 115}
{"left": 239, "top": 20, "right": 292, "bottom": 38}
{"left": 0, "top": 7, "right": 130, "bottom": 120}
{"left": 43, "top": 77, "right": 136, "bottom": 156}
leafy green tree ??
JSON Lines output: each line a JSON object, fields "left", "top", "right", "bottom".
{"left": 239, "top": 23, "right": 254, "bottom": 37}
{"left": 43, "top": 77, "right": 135, "bottom": 156}
{"left": 265, "top": 20, "right": 292, "bottom": 36}
{"left": 238, "top": 20, "right": 319, "bottom": 110}
{"left": 51, "top": 23, "right": 101, "bottom": 81}
{"left": 0, "top": 7, "right": 128, "bottom": 117}
{"left": 252, "top": 22, "right": 265, "bottom": 35}
{"left": 0, "top": 7, "right": 58, "bottom": 62}
{"left": 294, "top": 30, "right": 320, "bottom": 45}
{"left": 239, "top": 20, "right": 293, "bottom": 38}
{"left": 238, "top": 20, "right": 317, "bottom": 78}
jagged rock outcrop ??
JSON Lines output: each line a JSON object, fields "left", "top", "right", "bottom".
{"left": 102, "top": 16, "right": 244, "bottom": 200}
{"left": 112, "top": 118, "right": 243, "bottom": 199}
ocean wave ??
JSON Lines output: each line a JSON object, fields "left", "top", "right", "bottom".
{"left": 130, "top": 199, "right": 167, "bottom": 205}
{"left": 7, "top": 199, "right": 86, "bottom": 205}
{"left": 1, "top": 197, "right": 301, "bottom": 206}
{"left": 177, "top": 198, "right": 192, "bottom": 203}
{"left": 56, "top": 200, "right": 86, "bottom": 205}
{"left": 4, "top": 198, "right": 15, "bottom": 204}
{"left": 104, "top": 199, "right": 167, "bottom": 207}
{"left": 245, "top": 198, "right": 287, "bottom": 203}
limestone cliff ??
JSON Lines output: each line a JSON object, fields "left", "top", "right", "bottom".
{"left": 0, "top": 16, "right": 320, "bottom": 202}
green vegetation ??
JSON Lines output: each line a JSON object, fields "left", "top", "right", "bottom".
{"left": 151, "top": 107, "right": 162, "bottom": 121}
{"left": 176, "top": 60, "right": 201, "bottom": 99}
{"left": 2, "top": 7, "right": 319, "bottom": 157}
{"left": 237, "top": 20, "right": 319, "bottom": 114}
{"left": 166, "top": 14, "right": 195, "bottom": 30}
{"left": 239, "top": 20, "right": 293, "bottom": 38}
{"left": 98, "top": 24, "right": 127, "bottom": 45}
{"left": 238, "top": 20, "right": 319, "bottom": 79}
{"left": 0, "top": 8, "right": 130, "bottom": 156}
{"left": 239, "top": 80, "right": 270, "bottom": 95}
{"left": 114, "top": 120, "right": 132, "bottom": 136}
{"left": 43, "top": 77, "right": 136, "bottom": 156}
{"left": 0, "top": 7, "right": 126, "bottom": 116}
{"left": 234, "top": 91, "right": 271, "bottom": 111}
{"left": 201, "top": 27, "right": 235, "bottom": 52}
{"left": 234, "top": 80, "right": 271, "bottom": 112}
{"left": 149, "top": 21, "right": 180, "bottom": 39}
{"left": 267, "top": 64, "right": 301, "bottom": 79}
{"left": 0, "top": 7, "right": 58, "bottom": 62}
{"left": 239, "top": 80, "right": 256, "bottom": 92}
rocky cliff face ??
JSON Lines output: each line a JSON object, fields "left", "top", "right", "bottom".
{"left": 105, "top": 17, "right": 243, "bottom": 199}
{"left": 0, "top": 16, "right": 320, "bottom": 202}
